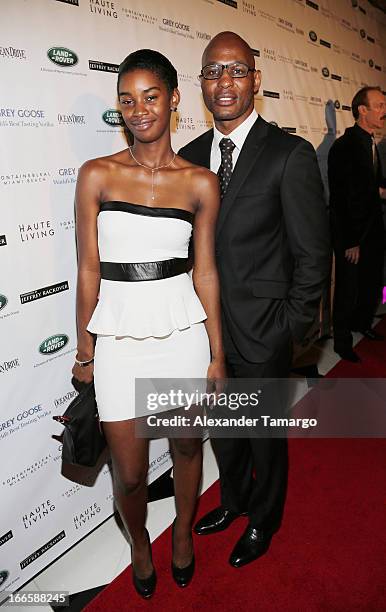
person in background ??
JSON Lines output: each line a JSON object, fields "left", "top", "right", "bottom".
{"left": 328, "top": 86, "right": 386, "bottom": 362}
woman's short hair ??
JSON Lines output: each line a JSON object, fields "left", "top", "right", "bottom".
{"left": 118, "top": 49, "right": 178, "bottom": 95}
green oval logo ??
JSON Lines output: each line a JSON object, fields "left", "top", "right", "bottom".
{"left": 39, "top": 334, "right": 69, "bottom": 355}
{"left": 47, "top": 47, "right": 78, "bottom": 67}
{"left": 0, "top": 294, "right": 8, "bottom": 312}
{"left": 102, "top": 109, "right": 124, "bottom": 126}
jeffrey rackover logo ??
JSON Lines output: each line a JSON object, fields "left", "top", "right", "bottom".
{"left": 39, "top": 334, "right": 69, "bottom": 355}
{"left": 47, "top": 47, "right": 78, "bottom": 67}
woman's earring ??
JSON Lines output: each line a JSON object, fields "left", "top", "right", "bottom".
{"left": 170, "top": 106, "right": 177, "bottom": 112}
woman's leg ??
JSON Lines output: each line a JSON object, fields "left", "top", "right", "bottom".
{"left": 170, "top": 436, "right": 202, "bottom": 566}
{"left": 103, "top": 420, "right": 151, "bottom": 578}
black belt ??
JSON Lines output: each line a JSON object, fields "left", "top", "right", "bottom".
{"left": 100, "top": 258, "right": 188, "bottom": 282}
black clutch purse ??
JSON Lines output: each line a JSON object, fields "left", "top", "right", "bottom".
{"left": 53, "top": 378, "right": 106, "bottom": 467}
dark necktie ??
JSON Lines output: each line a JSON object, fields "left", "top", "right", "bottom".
{"left": 371, "top": 134, "right": 379, "bottom": 176}
{"left": 218, "top": 138, "right": 236, "bottom": 198}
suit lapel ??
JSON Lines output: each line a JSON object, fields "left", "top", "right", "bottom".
{"left": 193, "top": 129, "right": 213, "bottom": 169}
{"left": 216, "top": 116, "right": 269, "bottom": 238}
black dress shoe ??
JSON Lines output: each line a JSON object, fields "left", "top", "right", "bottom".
{"left": 171, "top": 519, "right": 195, "bottom": 587}
{"left": 194, "top": 506, "right": 246, "bottom": 535}
{"left": 359, "top": 329, "right": 384, "bottom": 341}
{"left": 132, "top": 529, "right": 157, "bottom": 599}
{"left": 229, "top": 526, "right": 272, "bottom": 568}
{"left": 336, "top": 348, "right": 360, "bottom": 363}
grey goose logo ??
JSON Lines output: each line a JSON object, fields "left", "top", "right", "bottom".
{"left": 102, "top": 109, "right": 124, "bottom": 126}
{"left": 39, "top": 334, "right": 69, "bottom": 355}
{"left": 0, "top": 294, "right": 7, "bottom": 312}
{"left": 47, "top": 47, "right": 78, "bottom": 67}
{"left": 0, "top": 570, "right": 9, "bottom": 586}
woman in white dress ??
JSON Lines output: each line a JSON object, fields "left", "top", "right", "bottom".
{"left": 72, "top": 49, "right": 224, "bottom": 598}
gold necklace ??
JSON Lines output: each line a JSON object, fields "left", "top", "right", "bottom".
{"left": 129, "top": 146, "right": 176, "bottom": 201}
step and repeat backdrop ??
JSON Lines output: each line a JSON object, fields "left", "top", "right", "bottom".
{"left": 1, "top": 0, "right": 385, "bottom": 599}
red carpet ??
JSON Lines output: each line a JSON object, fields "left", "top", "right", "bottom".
{"left": 85, "top": 322, "right": 386, "bottom": 611}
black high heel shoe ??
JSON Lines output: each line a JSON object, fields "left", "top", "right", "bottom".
{"left": 171, "top": 519, "right": 195, "bottom": 588}
{"left": 131, "top": 528, "right": 157, "bottom": 599}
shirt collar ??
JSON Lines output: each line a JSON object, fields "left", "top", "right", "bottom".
{"left": 213, "top": 108, "right": 258, "bottom": 151}
{"left": 353, "top": 122, "right": 372, "bottom": 142}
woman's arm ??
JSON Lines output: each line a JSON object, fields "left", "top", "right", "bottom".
{"left": 72, "top": 161, "right": 103, "bottom": 383}
{"left": 191, "top": 168, "right": 225, "bottom": 383}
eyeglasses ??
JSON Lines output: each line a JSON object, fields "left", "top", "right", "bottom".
{"left": 199, "top": 62, "right": 256, "bottom": 80}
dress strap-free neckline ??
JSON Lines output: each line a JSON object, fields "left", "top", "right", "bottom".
{"left": 100, "top": 201, "right": 194, "bottom": 224}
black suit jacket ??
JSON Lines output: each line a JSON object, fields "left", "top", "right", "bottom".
{"left": 328, "top": 123, "right": 384, "bottom": 250}
{"left": 179, "top": 116, "right": 331, "bottom": 362}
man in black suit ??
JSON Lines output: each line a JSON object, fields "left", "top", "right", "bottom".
{"left": 179, "top": 31, "right": 330, "bottom": 568}
{"left": 328, "top": 86, "right": 386, "bottom": 362}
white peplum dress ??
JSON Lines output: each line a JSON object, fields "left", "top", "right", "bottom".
{"left": 87, "top": 201, "right": 210, "bottom": 421}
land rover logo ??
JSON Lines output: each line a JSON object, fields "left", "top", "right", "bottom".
{"left": 47, "top": 47, "right": 78, "bottom": 67}
{"left": 309, "top": 31, "right": 317, "bottom": 42}
{"left": 0, "top": 570, "right": 9, "bottom": 586}
{"left": 0, "top": 295, "right": 7, "bottom": 312}
{"left": 322, "top": 67, "right": 330, "bottom": 77}
{"left": 39, "top": 334, "right": 69, "bottom": 355}
{"left": 102, "top": 109, "right": 124, "bottom": 126}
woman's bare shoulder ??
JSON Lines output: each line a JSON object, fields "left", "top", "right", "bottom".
{"left": 79, "top": 149, "right": 130, "bottom": 178}
{"left": 176, "top": 155, "right": 217, "bottom": 185}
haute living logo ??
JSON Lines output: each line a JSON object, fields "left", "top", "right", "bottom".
{"left": 19, "top": 220, "right": 54, "bottom": 242}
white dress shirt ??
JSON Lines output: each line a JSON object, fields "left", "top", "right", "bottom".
{"left": 210, "top": 108, "right": 258, "bottom": 173}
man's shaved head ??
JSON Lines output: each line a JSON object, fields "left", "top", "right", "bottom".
{"left": 199, "top": 30, "right": 260, "bottom": 135}
{"left": 202, "top": 31, "right": 255, "bottom": 68}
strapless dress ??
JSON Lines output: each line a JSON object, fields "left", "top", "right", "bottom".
{"left": 87, "top": 201, "right": 210, "bottom": 421}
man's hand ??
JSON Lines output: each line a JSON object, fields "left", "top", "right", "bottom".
{"left": 345, "top": 245, "right": 360, "bottom": 264}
